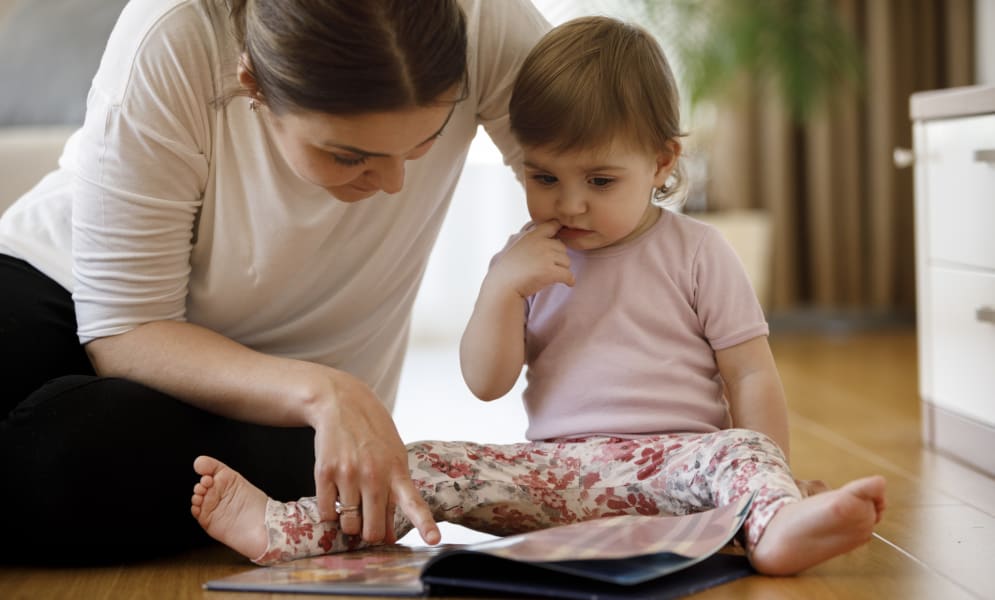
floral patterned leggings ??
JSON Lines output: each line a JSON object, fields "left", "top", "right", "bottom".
{"left": 254, "top": 428, "right": 801, "bottom": 565}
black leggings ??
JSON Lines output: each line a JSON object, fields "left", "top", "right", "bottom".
{"left": 0, "top": 255, "right": 315, "bottom": 564}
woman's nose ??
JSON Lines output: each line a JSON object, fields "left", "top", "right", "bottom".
{"left": 373, "top": 157, "right": 405, "bottom": 194}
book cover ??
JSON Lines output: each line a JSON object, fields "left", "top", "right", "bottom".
{"left": 204, "top": 493, "right": 755, "bottom": 598}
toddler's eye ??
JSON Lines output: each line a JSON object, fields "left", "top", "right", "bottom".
{"left": 590, "top": 177, "right": 614, "bottom": 187}
{"left": 533, "top": 174, "right": 558, "bottom": 185}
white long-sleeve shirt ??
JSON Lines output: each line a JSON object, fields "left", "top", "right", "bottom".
{"left": 0, "top": 0, "right": 549, "bottom": 407}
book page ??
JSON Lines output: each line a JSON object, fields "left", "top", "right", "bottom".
{"left": 467, "top": 493, "right": 753, "bottom": 562}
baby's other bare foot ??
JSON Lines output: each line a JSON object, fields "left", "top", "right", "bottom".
{"left": 751, "top": 475, "right": 887, "bottom": 576}
{"left": 190, "top": 455, "right": 269, "bottom": 561}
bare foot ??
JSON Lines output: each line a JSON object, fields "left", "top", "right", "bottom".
{"left": 190, "top": 455, "right": 269, "bottom": 560}
{"left": 750, "top": 475, "right": 887, "bottom": 576}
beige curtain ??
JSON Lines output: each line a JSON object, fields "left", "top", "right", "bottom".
{"left": 699, "top": 0, "right": 975, "bottom": 315}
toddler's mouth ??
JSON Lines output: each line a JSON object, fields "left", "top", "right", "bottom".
{"left": 556, "top": 226, "right": 592, "bottom": 240}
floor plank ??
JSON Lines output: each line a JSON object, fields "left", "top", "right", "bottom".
{"left": 771, "top": 329, "right": 993, "bottom": 600}
{"left": 693, "top": 537, "right": 978, "bottom": 600}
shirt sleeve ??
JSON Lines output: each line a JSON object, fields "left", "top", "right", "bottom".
{"left": 71, "top": 3, "right": 213, "bottom": 344}
{"left": 467, "top": 0, "right": 550, "bottom": 184}
{"left": 691, "top": 225, "right": 770, "bottom": 350}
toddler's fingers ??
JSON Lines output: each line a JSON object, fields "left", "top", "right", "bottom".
{"left": 553, "top": 248, "right": 571, "bottom": 269}
{"left": 560, "top": 266, "right": 575, "bottom": 287}
{"left": 531, "top": 219, "right": 563, "bottom": 238}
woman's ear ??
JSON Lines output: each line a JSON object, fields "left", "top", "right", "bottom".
{"left": 237, "top": 53, "right": 262, "bottom": 101}
{"left": 653, "top": 139, "right": 682, "bottom": 187}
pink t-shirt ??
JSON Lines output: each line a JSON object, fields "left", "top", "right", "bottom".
{"left": 521, "top": 210, "right": 768, "bottom": 441}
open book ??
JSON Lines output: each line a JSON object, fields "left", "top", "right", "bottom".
{"left": 204, "top": 493, "right": 755, "bottom": 599}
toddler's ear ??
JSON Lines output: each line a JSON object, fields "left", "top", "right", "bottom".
{"left": 654, "top": 139, "right": 682, "bottom": 181}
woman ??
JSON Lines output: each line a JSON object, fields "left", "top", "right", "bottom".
{"left": 0, "top": 0, "right": 548, "bottom": 563}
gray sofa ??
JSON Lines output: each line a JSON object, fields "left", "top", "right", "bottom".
{"left": 0, "top": 0, "right": 128, "bottom": 215}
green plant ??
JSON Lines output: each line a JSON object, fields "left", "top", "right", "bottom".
{"left": 636, "top": 0, "right": 864, "bottom": 121}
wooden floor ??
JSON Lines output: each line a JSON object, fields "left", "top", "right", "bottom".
{"left": 1, "top": 328, "right": 992, "bottom": 599}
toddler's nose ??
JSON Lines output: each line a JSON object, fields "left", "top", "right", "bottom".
{"left": 556, "top": 193, "right": 586, "bottom": 216}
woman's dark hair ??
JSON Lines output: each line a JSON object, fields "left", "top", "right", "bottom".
{"left": 228, "top": 0, "right": 467, "bottom": 115}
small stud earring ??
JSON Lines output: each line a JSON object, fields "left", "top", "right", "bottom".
{"left": 249, "top": 99, "right": 258, "bottom": 112}
{"left": 651, "top": 186, "right": 667, "bottom": 205}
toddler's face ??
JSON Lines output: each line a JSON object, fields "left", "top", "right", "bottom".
{"left": 522, "top": 139, "right": 675, "bottom": 251}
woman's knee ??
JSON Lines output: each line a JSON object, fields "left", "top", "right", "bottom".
{"left": 4, "top": 374, "right": 108, "bottom": 424}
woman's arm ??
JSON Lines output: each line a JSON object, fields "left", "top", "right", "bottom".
{"left": 472, "top": 0, "right": 551, "bottom": 183}
{"left": 88, "top": 320, "right": 346, "bottom": 425}
{"left": 715, "top": 336, "right": 791, "bottom": 461}
{"left": 87, "top": 321, "right": 440, "bottom": 546}
{"left": 460, "top": 220, "right": 573, "bottom": 400}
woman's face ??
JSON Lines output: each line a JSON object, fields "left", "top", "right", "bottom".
{"left": 265, "top": 92, "right": 458, "bottom": 202}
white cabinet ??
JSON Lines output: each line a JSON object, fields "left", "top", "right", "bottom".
{"left": 911, "top": 85, "right": 995, "bottom": 477}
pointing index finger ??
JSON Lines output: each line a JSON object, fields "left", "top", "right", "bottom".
{"left": 393, "top": 477, "right": 440, "bottom": 546}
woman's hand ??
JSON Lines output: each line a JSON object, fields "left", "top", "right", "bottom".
{"left": 309, "top": 369, "right": 440, "bottom": 546}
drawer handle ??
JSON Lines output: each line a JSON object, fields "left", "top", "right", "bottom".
{"left": 975, "top": 149, "right": 995, "bottom": 164}
{"left": 978, "top": 306, "right": 995, "bottom": 324}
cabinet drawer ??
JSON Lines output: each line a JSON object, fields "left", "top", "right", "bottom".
{"left": 927, "top": 266, "right": 995, "bottom": 426}
{"left": 919, "top": 114, "right": 995, "bottom": 270}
